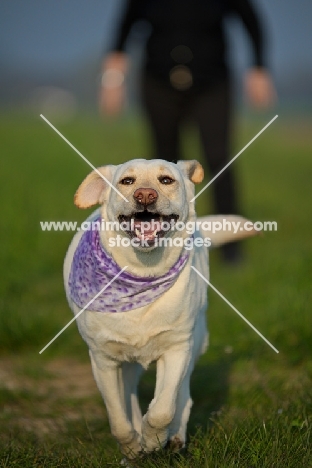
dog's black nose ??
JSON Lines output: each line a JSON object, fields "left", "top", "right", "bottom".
{"left": 133, "top": 188, "right": 158, "bottom": 206}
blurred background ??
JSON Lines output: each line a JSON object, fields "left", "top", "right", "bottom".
{"left": 1, "top": 0, "right": 312, "bottom": 115}
{"left": 0, "top": 1, "right": 312, "bottom": 466}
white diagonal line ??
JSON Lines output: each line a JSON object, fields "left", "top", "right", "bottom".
{"left": 190, "top": 115, "right": 278, "bottom": 203}
{"left": 39, "top": 266, "right": 128, "bottom": 354}
{"left": 191, "top": 266, "right": 279, "bottom": 353}
{"left": 40, "top": 114, "right": 129, "bottom": 202}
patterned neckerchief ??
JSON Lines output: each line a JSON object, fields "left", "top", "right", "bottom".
{"left": 68, "top": 224, "right": 190, "bottom": 313}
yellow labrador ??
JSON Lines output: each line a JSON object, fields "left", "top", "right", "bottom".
{"left": 64, "top": 159, "right": 254, "bottom": 460}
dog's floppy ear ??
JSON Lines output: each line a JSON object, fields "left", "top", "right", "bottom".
{"left": 74, "top": 165, "right": 116, "bottom": 209}
{"left": 177, "top": 160, "right": 204, "bottom": 184}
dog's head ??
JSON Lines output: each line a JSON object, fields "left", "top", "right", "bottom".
{"left": 74, "top": 159, "right": 203, "bottom": 251}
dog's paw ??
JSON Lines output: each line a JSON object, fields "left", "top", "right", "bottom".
{"left": 119, "top": 431, "right": 142, "bottom": 460}
{"left": 141, "top": 414, "right": 169, "bottom": 452}
{"left": 167, "top": 435, "right": 185, "bottom": 452}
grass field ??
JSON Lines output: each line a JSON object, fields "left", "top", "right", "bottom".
{"left": 0, "top": 111, "right": 311, "bottom": 467}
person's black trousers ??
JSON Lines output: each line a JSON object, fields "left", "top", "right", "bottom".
{"left": 141, "top": 73, "right": 242, "bottom": 262}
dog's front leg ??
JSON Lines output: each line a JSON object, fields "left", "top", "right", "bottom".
{"left": 89, "top": 351, "right": 142, "bottom": 459}
{"left": 141, "top": 347, "right": 191, "bottom": 452}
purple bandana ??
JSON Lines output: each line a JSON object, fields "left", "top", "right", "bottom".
{"left": 69, "top": 225, "right": 190, "bottom": 313}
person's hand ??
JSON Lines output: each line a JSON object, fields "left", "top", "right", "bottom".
{"left": 99, "top": 52, "right": 129, "bottom": 117}
{"left": 244, "top": 67, "right": 277, "bottom": 109}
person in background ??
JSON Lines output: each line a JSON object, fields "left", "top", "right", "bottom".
{"left": 99, "top": 0, "right": 276, "bottom": 263}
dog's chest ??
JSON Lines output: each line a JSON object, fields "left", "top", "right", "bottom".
{"left": 78, "top": 268, "right": 207, "bottom": 367}
{"left": 103, "top": 327, "right": 186, "bottom": 367}
{"left": 82, "top": 305, "right": 192, "bottom": 360}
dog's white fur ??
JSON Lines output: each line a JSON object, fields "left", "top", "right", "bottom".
{"left": 64, "top": 159, "right": 254, "bottom": 459}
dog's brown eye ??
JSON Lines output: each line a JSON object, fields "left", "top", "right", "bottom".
{"left": 120, "top": 177, "right": 135, "bottom": 185}
{"left": 159, "top": 176, "right": 175, "bottom": 185}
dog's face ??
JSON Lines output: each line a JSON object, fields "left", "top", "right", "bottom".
{"left": 74, "top": 159, "right": 204, "bottom": 251}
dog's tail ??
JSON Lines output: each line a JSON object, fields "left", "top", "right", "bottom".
{"left": 197, "top": 215, "right": 258, "bottom": 248}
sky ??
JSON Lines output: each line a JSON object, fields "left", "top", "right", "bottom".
{"left": 0, "top": 0, "right": 311, "bottom": 108}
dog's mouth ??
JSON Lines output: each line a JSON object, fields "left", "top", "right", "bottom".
{"left": 118, "top": 211, "right": 179, "bottom": 246}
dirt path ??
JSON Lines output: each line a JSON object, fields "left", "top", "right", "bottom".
{"left": 0, "top": 356, "right": 107, "bottom": 438}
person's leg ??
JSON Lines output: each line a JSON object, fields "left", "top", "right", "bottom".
{"left": 191, "top": 80, "right": 242, "bottom": 262}
{"left": 141, "top": 73, "right": 185, "bottom": 162}
{"left": 191, "top": 80, "right": 238, "bottom": 213}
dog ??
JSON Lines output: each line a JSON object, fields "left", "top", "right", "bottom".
{"left": 63, "top": 159, "right": 255, "bottom": 460}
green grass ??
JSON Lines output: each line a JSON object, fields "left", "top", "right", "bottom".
{"left": 0, "top": 111, "right": 311, "bottom": 467}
